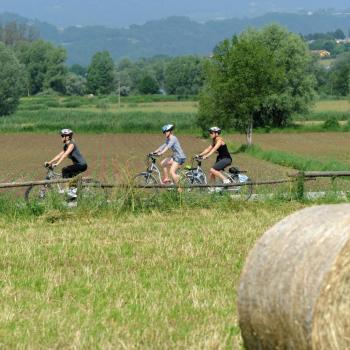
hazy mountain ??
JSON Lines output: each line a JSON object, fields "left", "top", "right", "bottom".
{"left": 0, "top": 0, "right": 350, "bottom": 27}
{"left": 1, "top": 12, "right": 350, "bottom": 65}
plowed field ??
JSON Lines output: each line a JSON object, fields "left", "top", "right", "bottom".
{"left": 0, "top": 133, "right": 292, "bottom": 183}
{"left": 2, "top": 133, "right": 345, "bottom": 195}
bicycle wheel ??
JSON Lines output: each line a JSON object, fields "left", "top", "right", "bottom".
{"left": 184, "top": 172, "right": 207, "bottom": 192}
{"left": 25, "top": 184, "right": 52, "bottom": 202}
{"left": 223, "top": 173, "right": 253, "bottom": 201}
{"left": 80, "top": 179, "right": 108, "bottom": 202}
{"left": 133, "top": 173, "right": 160, "bottom": 201}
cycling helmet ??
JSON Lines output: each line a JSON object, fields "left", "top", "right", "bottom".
{"left": 162, "top": 124, "right": 174, "bottom": 133}
{"left": 60, "top": 128, "right": 74, "bottom": 136}
{"left": 208, "top": 126, "right": 221, "bottom": 134}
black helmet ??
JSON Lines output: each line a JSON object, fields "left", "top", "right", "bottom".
{"left": 208, "top": 126, "right": 221, "bottom": 134}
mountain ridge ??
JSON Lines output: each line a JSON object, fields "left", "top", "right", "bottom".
{"left": 1, "top": 11, "right": 350, "bottom": 65}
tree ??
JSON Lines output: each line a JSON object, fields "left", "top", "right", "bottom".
{"left": 0, "top": 42, "right": 25, "bottom": 116}
{"left": 138, "top": 75, "right": 159, "bottom": 94}
{"left": 14, "top": 40, "right": 67, "bottom": 95}
{"left": 328, "top": 52, "right": 350, "bottom": 96}
{"left": 87, "top": 51, "right": 115, "bottom": 95}
{"left": 334, "top": 29, "right": 346, "bottom": 40}
{"left": 65, "top": 72, "right": 87, "bottom": 96}
{"left": 198, "top": 25, "right": 315, "bottom": 145}
{"left": 69, "top": 64, "right": 87, "bottom": 77}
{"left": 164, "top": 56, "right": 204, "bottom": 95}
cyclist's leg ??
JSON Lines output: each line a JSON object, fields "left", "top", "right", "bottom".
{"left": 62, "top": 164, "right": 87, "bottom": 198}
{"left": 170, "top": 157, "right": 185, "bottom": 184}
{"left": 160, "top": 157, "right": 172, "bottom": 183}
{"left": 210, "top": 158, "right": 232, "bottom": 182}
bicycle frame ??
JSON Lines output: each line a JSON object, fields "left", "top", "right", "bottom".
{"left": 144, "top": 155, "right": 162, "bottom": 183}
{"left": 185, "top": 158, "right": 207, "bottom": 184}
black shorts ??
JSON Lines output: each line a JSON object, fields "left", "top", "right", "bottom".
{"left": 213, "top": 158, "right": 232, "bottom": 171}
{"left": 62, "top": 163, "right": 87, "bottom": 179}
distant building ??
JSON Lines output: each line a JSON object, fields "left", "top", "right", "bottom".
{"left": 310, "top": 50, "right": 331, "bottom": 58}
{"left": 335, "top": 38, "right": 350, "bottom": 44}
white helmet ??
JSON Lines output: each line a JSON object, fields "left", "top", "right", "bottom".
{"left": 60, "top": 128, "right": 73, "bottom": 136}
{"left": 208, "top": 126, "right": 221, "bottom": 134}
{"left": 162, "top": 124, "right": 174, "bottom": 133}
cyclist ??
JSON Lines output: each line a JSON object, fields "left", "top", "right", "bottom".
{"left": 197, "top": 126, "right": 232, "bottom": 185}
{"left": 45, "top": 129, "right": 87, "bottom": 198}
{"left": 153, "top": 124, "right": 186, "bottom": 184}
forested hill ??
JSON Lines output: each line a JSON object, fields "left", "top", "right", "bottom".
{"left": 1, "top": 11, "right": 350, "bottom": 65}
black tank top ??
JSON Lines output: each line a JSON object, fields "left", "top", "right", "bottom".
{"left": 63, "top": 141, "right": 87, "bottom": 165}
{"left": 213, "top": 139, "right": 232, "bottom": 160}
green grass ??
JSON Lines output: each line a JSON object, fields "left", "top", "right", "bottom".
{"left": 0, "top": 109, "right": 199, "bottom": 133}
{"left": 236, "top": 144, "right": 350, "bottom": 171}
{"left": 0, "top": 195, "right": 304, "bottom": 348}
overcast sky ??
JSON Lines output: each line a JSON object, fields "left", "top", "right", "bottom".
{"left": 0, "top": 0, "right": 349, "bottom": 27}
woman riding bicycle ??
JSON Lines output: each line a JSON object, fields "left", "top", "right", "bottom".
{"left": 153, "top": 124, "right": 186, "bottom": 184}
{"left": 45, "top": 129, "right": 88, "bottom": 197}
{"left": 197, "top": 126, "right": 232, "bottom": 184}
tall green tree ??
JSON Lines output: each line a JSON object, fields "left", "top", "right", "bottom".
{"left": 138, "top": 74, "right": 159, "bottom": 94}
{"left": 199, "top": 25, "right": 315, "bottom": 144}
{"left": 328, "top": 52, "right": 350, "bottom": 96}
{"left": 87, "top": 51, "right": 115, "bottom": 95}
{"left": 0, "top": 42, "right": 25, "bottom": 116}
{"left": 65, "top": 73, "right": 87, "bottom": 96}
{"left": 14, "top": 40, "right": 67, "bottom": 95}
{"left": 164, "top": 56, "right": 204, "bottom": 95}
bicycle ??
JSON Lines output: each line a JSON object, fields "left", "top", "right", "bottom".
{"left": 134, "top": 153, "right": 162, "bottom": 187}
{"left": 24, "top": 164, "right": 106, "bottom": 203}
{"left": 183, "top": 156, "right": 207, "bottom": 190}
{"left": 220, "top": 166, "right": 253, "bottom": 201}
{"left": 189, "top": 156, "right": 252, "bottom": 200}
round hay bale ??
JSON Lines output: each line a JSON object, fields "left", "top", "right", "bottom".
{"left": 237, "top": 204, "right": 350, "bottom": 350}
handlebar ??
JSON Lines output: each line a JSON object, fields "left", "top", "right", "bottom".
{"left": 45, "top": 163, "right": 55, "bottom": 170}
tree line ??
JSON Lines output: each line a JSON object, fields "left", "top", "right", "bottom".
{"left": 1, "top": 21, "right": 350, "bottom": 143}
{"left": 0, "top": 21, "right": 206, "bottom": 116}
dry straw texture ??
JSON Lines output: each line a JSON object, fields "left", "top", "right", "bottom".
{"left": 238, "top": 204, "right": 350, "bottom": 350}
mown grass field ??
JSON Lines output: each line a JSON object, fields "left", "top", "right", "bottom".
{"left": 0, "top": 202, "right": 304, "bottom": 348}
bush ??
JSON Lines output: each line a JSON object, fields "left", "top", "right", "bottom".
{"left": 323, "top": 116, "right": 340, "bottom": 129}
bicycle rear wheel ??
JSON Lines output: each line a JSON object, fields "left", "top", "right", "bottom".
{"left": 80, "top": 179, "right": 108, "bottom": 202}
{"left": 223, "top": 173, "right": 253, "bottom": 201}
{"left": 25, "top": 184, "right": 52, "bottom": 202}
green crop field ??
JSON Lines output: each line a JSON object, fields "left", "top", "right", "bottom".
{"left": 1, "top": 96, "right": 348, "bottom": 134}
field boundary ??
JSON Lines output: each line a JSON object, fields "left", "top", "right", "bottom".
{"left": 235, "top": 144, "right": 350, "bottom": 172}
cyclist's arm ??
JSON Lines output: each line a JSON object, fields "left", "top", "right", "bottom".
{"left": 47, "top": 151, "right": 64, "bottom": 164}
{"left": 157, "top": 144, "right": 169, "bottom": 155}
{"left": 155, "top": 142, "right": 170, "bottom": 155}
{"left": 198, "top": 145, "right": 213, "bottom": 157}
{"left": 53, "top": 144, "right": 74, "bottom": 166}
{"left": 203, "top": 140, "right": 222, "bottom": 159}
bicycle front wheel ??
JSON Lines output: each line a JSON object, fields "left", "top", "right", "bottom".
{"left": 134, "top": 173, "right": 160, "bottom": 187}
{"left": 184, "top": 172, "right": 207, "bottom": 193}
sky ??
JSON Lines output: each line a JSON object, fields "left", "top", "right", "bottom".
{"left": 0, "top": 0, "right": 349, "bottom": 27}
